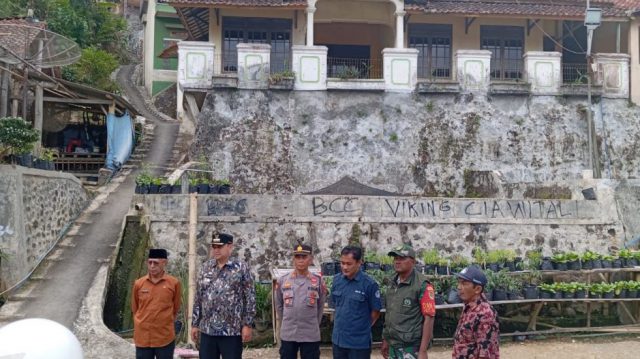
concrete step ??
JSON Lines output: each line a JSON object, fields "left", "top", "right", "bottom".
{"left": 0, "top": 301, "right": 25, "bottom": 319}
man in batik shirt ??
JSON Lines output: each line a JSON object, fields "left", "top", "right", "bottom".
{"left": 191, "top": 232, "right": 256, "bottom": 359}
{"left": 452, "top": 265, "right": 499, "bottom": 359}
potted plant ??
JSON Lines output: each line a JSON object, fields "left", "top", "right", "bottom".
{"left": 524, "top": 249, "right": 543, "bottom": 271}
{"left": 600, "top": 254, "right": 614, "bottom": 268}
{"left": 216, "top": 179, "right": 232, "bottom": 194}
{"left": 148, "top": 177, "right": 163, "bottom": 194}
{"left": 448, "top": 254, "right": 469, "bottom": 273}
{"left": 324, "top": 276, "right": 334, "bottom": 307}
{"left": 581, "top": 250, "right": 600, "bottom": 270}
{"left": 615, "top": 281, "right": 628, "bottom": 298}
{"left": 489, "top": 269, "right": 509, "bottom": 301}
{"left": 551, "top": 252, "right": 568, "bottom": 271}
{"left": 171, "top": 180, "right": 182, "bottom": 194}
{"left": 601, "top": 283, "right": 616, "bottom": 299}
{"left": 0, "top": 117, "right": 39, "bottom": 166}
{"left": 574, "top": 282, "right": 588, "bottom": 298}
{"left": 472, "top": 247, "right": 488, "bottom": 269}
{"left": 422, "top": 249, "right": 440, "bottom": 274}
{"left": 589, "top": 283, "right": 603, "bottom": 299}
{"left": 35, "top": 148, "right": 56, "bottom": 170}
{"left": 540, "top": 256, "right": 554, "bottom": 271}
{"left": 483, "top": 273, "right": 495, "bottom": 301}
{"left": 522, "top": 270, "right": 542, "bottom": 299}
{"left": 626, "top": 281, "right": 639, "bottom": 298}
{"left": 539, "top": 283, "right": 555, "bottom": 299}
{"left": 364, "top": 252, "right": 381, "bottom": 272}
{"left": 565, "top": 252, "right": 581, "bottom": 270}
{"left": 619, "top": 249, "right": 638, "bottom": 267}
{"left": 436, "top": 258, "right": 449, "bottom": 276}
{"left": 268, "top": 69, "right": 295, "bottom": 90}
{"left": 188, "top": 178, "right": 199, "bottom": 193}
{"left": 505, "top": 276, "right": 523, "bottom": 300}
{"left": 254, "top": 282, "right": 272, "bottom": 332}
{"left": 432, "top": 278, "right": 446, "bottom": 305}
{"left": 445, "top": 276, "right": 461, "bottom": 304}
{"left": 550, "top": 283, "right": 564, "bottom": 299}
{"left": 158, "top": 178, "right": 171, "bottom": 194}
{"left": 501, "top": 249, "right": 518, "bottom": 272}
{"left": 486, "top": 250, "right": 502, "bottom": 272}
{"left": 380, "top": 254, "right": 394, "bottom": 272}
{"left": 611, "top": 254, "right": 623, "bottom": 269}
{"left": 135, "top": 167, "right": 153, "bottom": 194}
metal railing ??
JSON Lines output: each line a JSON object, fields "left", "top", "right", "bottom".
{"left": 327, "top": 57, "right": 383, "bottom": 80}
{"left": 562, "top": 63, "right": 589, "bottom": 84}
{"left": 214, "top": 53, "right": 292, "bottom": 75}
{"left": 490, "top": 59, "right": 523, "bottom": 81}
{"left": 216, "top": 53, "right": 238, "bottom": 74}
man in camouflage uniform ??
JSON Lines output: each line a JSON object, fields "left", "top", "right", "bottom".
{"left": 382, "top": 244, "right": 436, "bottom": 359}
{"left": 275, "top": 242, "right": 325, "bottom": 359}
{"left": 191, "top": 233, "right": 256, "bottom": 359}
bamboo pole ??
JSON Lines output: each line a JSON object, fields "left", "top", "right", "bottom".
{"left": 187, "top": 192, "right": 197, "bottom": 345}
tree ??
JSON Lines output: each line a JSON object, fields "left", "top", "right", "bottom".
{"left": 63, "top": 47, "right": 119, "bottom": 92}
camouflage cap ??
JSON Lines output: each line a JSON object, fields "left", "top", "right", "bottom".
{"left": 387, "top": 244, "right": 416, "bottom": 258}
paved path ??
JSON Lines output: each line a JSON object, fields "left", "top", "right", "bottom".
{"left": 244, "top": 336, "right": 640, "bottom": 358}
{"left": 0, "top": 65, "right": 180, "bottom": 328}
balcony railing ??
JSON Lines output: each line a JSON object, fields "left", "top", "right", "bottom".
{"left": 490, "top": 59, "right": 523, "bottom": 81}
{"left": 217, "top": 53, "right": 238, "bottom": 74}
{"left": 327, "top": 57, "right": 382, "bottom": 80}
{"left": 562, "top": 63, "right": 589, "bottom": 84}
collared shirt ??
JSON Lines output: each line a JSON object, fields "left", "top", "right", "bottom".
{"left": 331, "top": 269, "right": 382, "bottom": 349}
{"left": 132, "top": 273, "right": 181, "bottom": 348}
{"left": 192, "top": 258, "right": 256, "bottom": 336}
{"left": 452, "top": 295, "right": 500, "bottom": 359}
{"left": 275, "top": 271, "right": 326, "bottom": 342}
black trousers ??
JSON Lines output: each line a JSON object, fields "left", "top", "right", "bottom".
{"left": 135, "top": 341, "right": 175, "bottom": 359}
{"left": 199, "top": 333, "right": 242, "bottom": 359}
{"left": 279, "top": 340, "right": 321, "bottom": 359}
{"left": 332, "top": 344, "right": 371, "bottom": 359}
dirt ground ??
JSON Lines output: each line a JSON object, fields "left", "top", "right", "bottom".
{"left": 242, "top": 335, "right": 640, "bottom": 358}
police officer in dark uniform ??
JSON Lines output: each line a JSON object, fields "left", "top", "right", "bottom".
{"left": 275, "top": 242, "right": 326, "bottom": 359}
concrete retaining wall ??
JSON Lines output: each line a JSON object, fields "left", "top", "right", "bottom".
{"left": 0, "top": 165, "right": 88, "bottom": 288}
{"left": 135, "top": 178, "right": 628, "bottom": 280}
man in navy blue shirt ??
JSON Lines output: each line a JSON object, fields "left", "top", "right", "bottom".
{"left": 331, "top": 246, "right": 382, "bottom": 359}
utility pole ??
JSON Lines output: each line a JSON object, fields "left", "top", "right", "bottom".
{"left": 585, "top": 2, "right": 602, "bottom": 178}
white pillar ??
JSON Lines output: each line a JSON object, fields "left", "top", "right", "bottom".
{"left": 383, "top": 48, "right": 418, "bottom": 92}
{"left": 455, "top": 50, "right": 492, "bottom": 94}
{"left": 237, "top": 43, "right": 271, "bottom": 89}
{"left": 524, "top": 51, "right": 562, "bottom": 95}
{"left": 395, "top": 11, "right": 405, "bottom": 49}
{"left": 628, "top": 20, "right": 640, "bottom": 104}
{"left": 143, "top": 0, "right": 157, "bottom": 96}
{"left": 292, "top": 45, "right": 328, "bottom": 90}
{"left": 306, "top": 7, "right": 315, "bottom": 46}
{"left": 593, "top": 53, "right": 630, "bottom": 99}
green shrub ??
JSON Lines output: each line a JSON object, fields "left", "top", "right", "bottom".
{"left": 0, "top": 117, "right": 39, "bottom": 158}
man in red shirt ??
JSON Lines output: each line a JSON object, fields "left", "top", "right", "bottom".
{"left": 132, "top": 248, "right": 182, "bottom": 359}
{"left": 452, "top": 265, "right": 499, "bottom": 359}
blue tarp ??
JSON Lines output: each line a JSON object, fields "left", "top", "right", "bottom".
{"left": 105, "top": 112, "right": 134, "bottom": 170}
